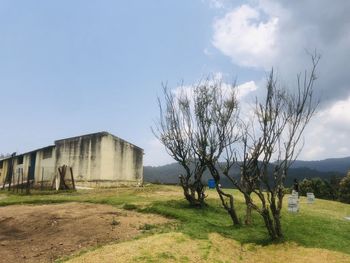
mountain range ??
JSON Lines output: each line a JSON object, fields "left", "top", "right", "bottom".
{"left": 143, "top": 156, "right": 350, "bottom": 187}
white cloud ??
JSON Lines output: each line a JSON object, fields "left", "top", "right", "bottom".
{"left": 212, "top": 4, "right": 279, "bottom": 68}
{"left": 211, "top": 0, "right": 350, "bottom": 103}
{"left": 236, "top": 80, "right": 257, "bottom": 99}
{"left": 210, "top": 0, "right": 350, "bottom": 160}
{"left": 171, "top": 73, "right": 257, "bottom": 102}
{"left": 300, "top": 96, "right": 350, "bottom": 160}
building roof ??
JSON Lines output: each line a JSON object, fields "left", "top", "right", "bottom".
{"left": 55, "top": 131, "right": 143, "bottom": 151}
{"left": 0, "top": 145, "right": 55, "bottom": 161}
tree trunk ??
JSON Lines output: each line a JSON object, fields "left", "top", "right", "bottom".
{"left": 244, "top": 197, "right": 253, "bottom": 225}
{"left": 273, "top": 211, "right": 283, "bottom": 238}
{"left": 217, "top": 185, "right": 240, "bottom": 225}
{"left": 269, "top": 195, "right": 283, "bottom": 239}
{"left": 180, "top": 176, "right": 206, "bottom": 207}
{"left": 261, "top": 209, "right": 277, "bottom": 240}
{"left": 207, "top": 164, "right": 240, "bottom": 226}
{"left": 228, "top": 205, "right": 240, "bottom": 226}
{"left": 195, "top": 181, "right": 207, "bottom": 207}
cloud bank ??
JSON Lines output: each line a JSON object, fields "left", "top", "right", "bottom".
{"left": 211, "top": 0, "right": 350, "bottom": 161}
{"left": 212, "top": 0, "right": 350, "bottom": 104}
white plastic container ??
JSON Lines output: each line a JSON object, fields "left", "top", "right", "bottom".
{"left": 307, "top": 193, "right": 315, "bottom": 204}
{"left": 288, "top": 195, "right": 299, "bottom": 212}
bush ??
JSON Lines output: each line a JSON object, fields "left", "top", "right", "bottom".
{"left": 339, "top": 172, "right": 350, "bottom": 204}
{"left": 299, "top": 178, "right": 313, "bottom": 196}
{"left": 299, "top": 177, "right": 339, "bottom": 200}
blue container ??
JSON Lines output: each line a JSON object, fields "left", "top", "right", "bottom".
{"left": 208, "top": 179, "right": 216, "bottom": 189}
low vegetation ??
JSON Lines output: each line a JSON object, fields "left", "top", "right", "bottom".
{"left": 299, "top": 172, "right": 350, "bottom": 204}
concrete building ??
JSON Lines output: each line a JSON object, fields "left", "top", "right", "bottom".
{"left": 0, "top": 132, "right": 143, "bottom": 187}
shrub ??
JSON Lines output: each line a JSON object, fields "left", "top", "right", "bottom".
{"left": 339, "top": 172, "right": 350, "bottom": 204}
{"left": 299, "top": 177, "right": 339, "bottom": 200}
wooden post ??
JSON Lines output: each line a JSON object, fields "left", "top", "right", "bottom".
{"left": 1, "top": 174, "right": 5, "bottom": 190}
{"left": 8, "top": 154, "right": 15, "bottom": 191}
{"left": 70, "top": 167, "right": 75, "bottom": 190}
{"left": 1, "top": 167, "right": 5, "bottom": 190}
{"left": 16, "top": 169, "right": 20, "bottom": 193}
{"left": 20, "top": 168, "right": 24, "bottom": 193}
{"left": 26, "top": 166, "right": 31, "bottom": 194}
{"left": 59, "top": 165, "right": 69, "bottom": 190}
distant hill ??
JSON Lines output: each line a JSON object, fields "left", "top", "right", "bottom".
{"left": 291, "top": 156, "right": 350, "bottom": 173}
{"left": 144, "top": 157, "right": 349, "bottom": 187}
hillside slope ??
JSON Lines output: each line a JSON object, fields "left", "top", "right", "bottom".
{"left": 292, "top": 156, "right": 350, "bottom": 173}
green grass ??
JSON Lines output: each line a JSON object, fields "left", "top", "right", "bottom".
{"left": 0, "top": 185, "right": 167, "bottom": 207}
{"left": 141, "top": 197, "right": 350, "bottom": 254}
{"left": 1, "top": 185, "right": 349, "bottom": 255}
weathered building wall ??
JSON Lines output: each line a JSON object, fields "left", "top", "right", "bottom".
{"left": 0, "top": 132, "right": 143, "bottom": 188}
{"left": 100, "top": 134, "right": 143, "bottom": 185}
{"left": 0, "top": 156, "right": 24, "bottom": 185}
{"left": 55, "top": 133, "right": 103, "bottom": 183}
{"left": 0, "top": 159, "right": 8, "bottom": 184}
{"left": 0, "top": 149, "right": 55, "bottom": 185}
{"left": 34, "top": 147, "right": 56, "bottom": 181}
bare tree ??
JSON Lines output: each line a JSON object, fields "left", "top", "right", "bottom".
{"left": 186, "top": 79, "right": 241, "bottom": 225}
{"left": 210, "top": 54, "right": 320, "bottom": 236}
{"left": 155, "top": 77, "right": 241, "bottom": 222}
{"left": 153, "top": 85, "right": 207, "bottom": 207}
{"left": 237, "top": 54, "right": 320, "bottom": 239}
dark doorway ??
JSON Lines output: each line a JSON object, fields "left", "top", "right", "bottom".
{"left": 29, "top": 152, "right": 36, "bottom": 180}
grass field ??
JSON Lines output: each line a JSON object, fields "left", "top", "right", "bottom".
{"left": 1, "top": 185, "right": 349, "bottom": 262}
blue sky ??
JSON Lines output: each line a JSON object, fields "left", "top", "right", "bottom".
{"left": 1, "top": 0, "right": 350, "bottom": 165}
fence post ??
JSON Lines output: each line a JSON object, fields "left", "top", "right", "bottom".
{"left": 16, "top": 168, "right": 20, "bottom": 193}
{"left": 70, "top": 167, "right": 75, "bottom": 190}
{"left": 26, "top": 167, "right": 31, "bottom": 194}
{"left": 8, "top": 154, "right": 15, "bottom": 191}
{"left": 20, "top": 168, "right": 24, "bottom": 193}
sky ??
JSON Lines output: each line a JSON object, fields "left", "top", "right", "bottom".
{"left": 0, "top": 0, "right": 349, "bottom": 166}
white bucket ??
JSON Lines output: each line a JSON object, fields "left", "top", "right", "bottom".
{"left": 288, "top": 195, "right": 299, "bottom": 212}
{"left": 307, "top": 193, "right": 315, "bottom": 204}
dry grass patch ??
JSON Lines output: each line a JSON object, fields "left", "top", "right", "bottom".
{"left": 66, "top": 232, "right": 350, "bottom": 263}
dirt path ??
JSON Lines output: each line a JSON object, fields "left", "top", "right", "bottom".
{"left": 0, "top": 202, "right": 170, "bottom": 263}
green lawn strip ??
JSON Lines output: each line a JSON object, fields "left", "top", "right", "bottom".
{"left": 0, "top": 187, "right": 158, "bottom": 207}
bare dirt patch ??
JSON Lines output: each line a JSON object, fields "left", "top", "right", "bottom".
{"left": 0, "top": 202, "right": 170, "bottom": 263}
